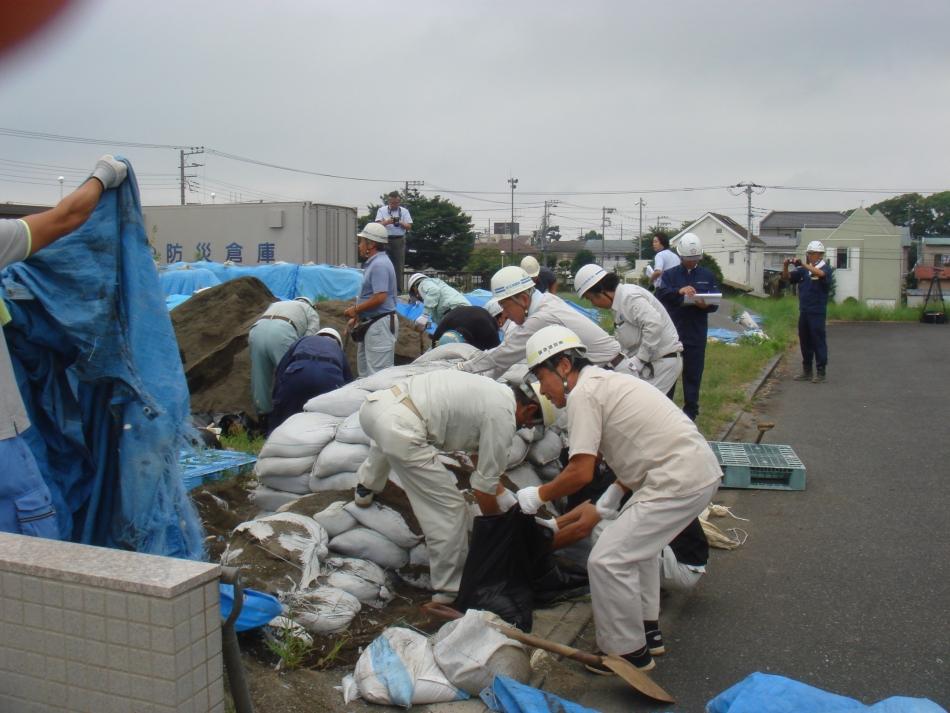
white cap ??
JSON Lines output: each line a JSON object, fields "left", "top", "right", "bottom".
{"left": 407, "top": 273, "right": 427, "bottom": 293}
{"left": 520, "top": 256, "right": 541, "bottom": 278}
{"left": 806, "top": 240, "right": 826, "bottom": 254}
{"left": 521, "top": 381, "right": 564, "bottom": 427}
{"left": 574, "top": 264, "right": 608, "bottom": 298}
{"left": 316, "top": 327, "right": 343, "bottom": 348}
{"left": 484, "top": 299, "right": 504, "bottom": 318}
{"left": 358, "top": 222, "right": 389, "bottom": 244}
{"left": 491, "top": 266, "right": 536, "bottom": 301}
{"left": 677, "top": 233, "right": 703, "bottom": 258}
{"left": 526, "top": 325, "right": 587, "bottom": 370}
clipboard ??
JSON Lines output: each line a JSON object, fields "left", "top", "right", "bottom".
{"left": 683, "top": 292, "right": 722, "bottom": 305}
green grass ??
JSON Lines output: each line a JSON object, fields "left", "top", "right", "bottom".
{"left": 219, "top": 427, "right": 266, "bottom": 456}
{"left": 732, "top": 294, "right": 923, "bottom": 324}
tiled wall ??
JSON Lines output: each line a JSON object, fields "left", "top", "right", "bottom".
{"left": 0, "top": 533, "right": 223, "bottom": 713}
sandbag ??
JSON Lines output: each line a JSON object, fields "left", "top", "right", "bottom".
{"left": 432, "top": 609, "right": 530, "bottom": 696}
{"left": 527, "top": 428, "right": 563, "bottom": 466}
{"left": 343, "top": 501, "right": 423, "bottom": 550}
{"left": 304, "top": 387, "right": 371, "bottom": 417}
{"left": 248, "top": 485, "right": 302, "bottom": 512}
{"left": 413, "top": 342, "right": 481, "bottom": 363}
{"left": 506, "top": 436, "right": 529, "bottom": 469}
{"left": 259, "top": 412, "right": 342, "bottom": 459}
{"left": 353, "top": 363, "right": 442, "bottom": 392}
{"left": 319, "top": 557, "right": 393, "bottom": 608}
{"left": 537, "top": 461, "right": 562, "bottom": 482}
{"left": 259, "top": 473, "right": 312, "bottom": 495}
{"left": 334, "top": 411, "right": 372, "bottom": 446}
{"left": 256, "top": 455, "right": 318, "bottom": 478}
{"left": 329, "top": 527, "right": 410, "bottom": 570}
{"left": 499, "top": 363, "right": 529, "bottom": 386}
{"left": 283, "top": 586, "right": 361, "bottom": 635}
{"left": 516, "top": 426, "right": 543, "bottom": 443}
{"left": 310, "top": 501, "right": 359, "bottom": 537}
{"left": 398, "top": 565, "right": 433, "bottom": 592}
{"left": 232, "top": 512, "right": 329, "bottom": 589}
{"left": 409, "top": 543, "right": 430, "bottom": 567}
{"left": 505, "top": 464, "right": 543, "bottom": 491}
{"left": 313, "top": 441, "right": 370, "bottom": 479}
{"left": 355, "top": 628, "right": 467, "bottom": 707}
{"left": 309, "top": 472, "right": 359, "bottom": 492}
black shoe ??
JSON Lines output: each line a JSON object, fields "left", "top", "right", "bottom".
{"left": 584, "top": 645, "right": 655, "bottom": 675}
{"left": 812, "top": 367, "right": 826, "bottom": 383}
{"left": 793, "top": 370, "right": 813, "bottom": 381}
{"left": 645, "top": 628, "right": 665, "bottom": 656}
{"left": 354, "top": 484, "right": 375, "bottom": 507}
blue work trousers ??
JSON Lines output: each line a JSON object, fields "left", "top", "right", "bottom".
{"left": 0, "top": 434, "right": 60, "bottom": 539}
{"left": 798, "top": 312, "right": 828, "bottom": 369}
{"left": 679, "top": 343, "right": 706, "bottom": 421}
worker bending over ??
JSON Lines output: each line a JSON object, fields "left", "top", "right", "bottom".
{"left": 515, "top": 326, "right": 720, "bottom": 673}
{"left": 353, "top": 370, "right": 559, "bottom": 604}
{"left": 784, "top": 241, "right": 833, "bottom": 383}
{"left": 484, "top": 299, "right": 516, "bottom": 338}
{"left": 431, "top": 305, "right": 501, "bottom": 351}
{"left": 407, "top": 273, "right": 470, "bottom": 329}
{"left": 269, "top": 328, "right": 354, "bottom": 433}
{"left": 344, "top": 223, "right": 398, "bottom": 377}
{"left": 248, "top": 296, "right": 321, "bottom": 420}
{"left": 575, "top": 265, "right": 683, "bottom": 396}
{"left": 521, "top": 256, "right": 558, "bottom": 294}
{"left": 458, "top": 266, "right": 631, "bottom": 379}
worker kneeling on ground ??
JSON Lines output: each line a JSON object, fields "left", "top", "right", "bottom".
{"left": 353, "top": 370, "right": 560, "bottom": 605}
{"left": 407, "top": 272, "right": 471, "bottom": 331}
{"left": 575, "top": 264, "right": 683, "bottom": 397}
{"left": 268, "top": 328, "right": 354, "bottom": 434}
{"left": 515, "top": 325, "right": 721, "bottom": 673}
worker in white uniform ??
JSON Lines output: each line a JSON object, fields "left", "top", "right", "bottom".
{"left": 515, "top": 325, "right": 721, "bottom": 673}
{"left": 407, "top": 273, "right": 471, "bottom": 329}
{"left": 248, "top": 297, "right": 321, "bottom": 416}
{"left": 458, "top": 266, "right": 632, "bottom": 379}
{"left": 484, "top": 298, "right": 517, "bottom": 338}
{"left": 354, "top": 370, "right": 561, "bottom": 603}
{"left": 574, "top": 264, "right": 683, "bottom": 397}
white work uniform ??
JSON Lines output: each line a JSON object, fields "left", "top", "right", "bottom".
{"left": 652, "top": 248, "right": 680, "bottom": 288}
{"left": 565, "top": 366, "right": 721, "bottom": 655}
{"left": 248, "top": 300, "right": 321, "bottom": 414}
{"left": 356, "top": 371, "right": 516, "bottom": 596}
{"left": 659, "top": 546, "right": 704, "bottom": 592}
{"left": 611, "top": 284, "right": 683, "bottom": 395}
{"left": 416, "top": 278, "right": 471, "bottom": 324}
{"left": 461, "top": 291, "right": 626, "bottom": 379}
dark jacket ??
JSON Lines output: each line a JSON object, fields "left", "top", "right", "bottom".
{"left": 270, "top": 335, "right": 353, "bottom": 432}
{"left": 432, "top": 306, "right": 502, "bottom": 351}
{"left": 790, "top": 263, "right": 833, "bottom": 314}
{"left": 656, "top": 263, "right": 719, "bottom": 346}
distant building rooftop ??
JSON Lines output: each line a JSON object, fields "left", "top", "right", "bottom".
{"left": 759, "top": 211, "right": 848, "bottom": 231}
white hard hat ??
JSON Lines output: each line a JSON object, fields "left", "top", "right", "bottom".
{"left": 316, "top": 327, "right": 343, "bottom": 348}
{"left": 357, "top": 222, "right": 389, "bottom": 244}
{"left": 407, "top": 273, "right": 427, "bottom": 293}
{"left": 574, "top": 264, "right": 608, "bottom": 298}
{"left": 491, "top": 266, "right": 536, "bottom": 301}
{"left": 521, "top": 381, "right": 564, "bottom": 428}
{"left": 520, "top": 256, "right": 541, "bottom": 278}
{"left": 294, "top": 296, "right": 315, "bottom": 308}
{"left": 677, "top": 233, "right": 703, "bottom": 258}
{"left": 526, "top": 325, "right": 587, "bottom": 370}
{"left": 806, "top": 240, "right": 826, "bottom": 254}
{"left": 484, "top": 299, "right": 504, "bottom": 318}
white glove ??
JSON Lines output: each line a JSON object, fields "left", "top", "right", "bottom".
{"left": 450, "top": 362, "right": 465, "bottom": 371}
{"left": 535, "top": 517, "right": 559, "bottom": 532}
{"left": 415, "top": 315, "right": 430, "bottom": 329}
{"left": 629, "top": 356, "right": 646, "bottom": 375}
{"left": 496, "top": 489, "right": 517, "bottom": 513}
{"left": 91, "top": 155, "right": 127, "bottom": 190}
{"left": 516, "top": 486, "right": 544, "bottom": 515}
{"left": 595, "top": 483, "right": 625, "bottom": 521}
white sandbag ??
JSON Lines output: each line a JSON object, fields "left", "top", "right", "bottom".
{"left": 343, "top": 501, "right": 423, "bottom": 550}
{"left": 355, "top": 628, "right": 465, "bottom": 707}
{"left": 311, "top": 501, "right": 359, "bottom": 537}
{"left": 283, "top": 586, "right": 361, "bottom": 635}
{"left": 413, "top": 342, "right": 481, "bottom": 363}
{"left": 517, "top": 426, "right": 543, "bottom": 443}
{"left": 506, "top": 435, "right": 529, "bottom": 469}
{"left": 409, "top": 544, "right": 430, "bottom": 567}
{"left": 313, "top": 441, "right": 370, "bottom": 479}
{"left": 309, "top": 471, "right": 359, "bottom": 492}
{"left": 259, "top": 412, "right": 342, "bottom": 459}
{"left": 527, "top": 428, "right": 563, "bottom": 466}
{"left": 248, "top": 485, "right": 302, "bottom": 512}
{"left": 304, "top": 387, "right": 371, "bottom": 418}
{"left": 255, "top": 455, "right": 317, "bottom": 478}
{"left": 233, "top": 512, "right": 329, "bottom": 589}
{"left": 259, "top": 473, "right": 312, "bottom": 495}
{"left": 334, "top": 411, "right": 371, "bottom": 446}
{"left": 320, "top": 557, "right": 393, "bottom": 608}
{"left": 329, "top": 527, "right": 409, "bottom": 570}
{"left": 433, "top": 609, "right": 530, "bottom": 696}
{"left": 353, "top": 363, "right": 443, "bottom": 392}
{"left": 398, "top": 567, "right": 433, "bottom": 591}
{"left": 537, "top": 460, "right": 562, "bottom": 482}
{"left": 505, "top": 464, "right": 543, "bottom": 490}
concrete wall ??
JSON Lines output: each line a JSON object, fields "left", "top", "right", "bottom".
{"left": 0, "top": 533, "right": 222, "bottom": 713}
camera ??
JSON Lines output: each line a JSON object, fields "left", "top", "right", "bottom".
{"left": 794, "top": 258, "right": 803, "bottom": 267}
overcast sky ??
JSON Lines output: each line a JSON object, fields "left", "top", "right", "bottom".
{"left": 1, "top": 0, "right": 947, "bottom": 238}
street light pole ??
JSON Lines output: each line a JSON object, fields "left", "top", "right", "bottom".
{"left": 58, "top": 176, "right": 64, "bottom": 200}
{"left": 636, "top": 198, "right": 646, "bottom": 260}
{"left": 508, "top": 177, "right": 518, "bottom": 264}
{"left": 601, "top": 207, "right": 615, "bottom": 267}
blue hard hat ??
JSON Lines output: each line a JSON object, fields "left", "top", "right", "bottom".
{"left": 437, "top": 330, "right": 466, "bottom": 346}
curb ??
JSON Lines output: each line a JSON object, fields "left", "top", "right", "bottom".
{"left": 716, "top": 352, "right": 783, "bottom": 441}
{"left": 528, "top": 601, "right": 594, "bottom": 688}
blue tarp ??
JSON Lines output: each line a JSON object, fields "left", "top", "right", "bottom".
{"left": 481, "top": 676, "right": 600, "bottom": 713}
{"left": 565, "top": 300, "right": 602, "bottom": 324}
{"left": 159, "top": 267, "right": 221, "bottom": 296}
{"left": 160, "top": 261, "right": 363, "bottom": 301}
{"left": 465, "top": 289, "right": 493, "bottom": 308}
{"left": 1, "top": 160, "right": 205, "bottom": 559}
{"left": 708, "top": 673, "right": 946, "bottom": 713}
{"left": 219, "top": 584, "right": 282, "bottom": 632}
{"left": 165, "top": 294, "right": 191, "bottom": 311}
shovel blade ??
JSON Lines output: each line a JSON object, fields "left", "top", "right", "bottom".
{"left": 603, "top": 655, "right": 675, "bottom": 704}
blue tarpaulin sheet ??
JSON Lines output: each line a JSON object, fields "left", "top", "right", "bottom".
{"left": 165, "top": 294, "right": 191, "bottom": 311}
{"left": 565, "top": 300, "right": 602, "bottom": 324}
{"left": 219, "top": 584, "right": 282, "bottom": 632}
{"left": 159, "top": 267, "right": 221, "bottom": 296}
{"left": 1, "top": 160, "right": 206, "bottom": 559}
{"left": 708, "top": 673, "right": 946, "bottom": 713}
{"left": 161, "top": 261, "right": 363, "bottom": 301}
{"left": 181, "top": 450, "right": 258, "bottom": 491}
{"left": 480, "top": 676, "right": 601, "bottom": 713}
{"left": 465, "top": 289, "right": 493, "bottom": 308}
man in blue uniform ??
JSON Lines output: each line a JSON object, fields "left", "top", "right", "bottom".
{"left": 269, "top": 328, "right": 354, "bottom": 433}
{"left": 784, "top": 240, "right": 833, "bottom": 383}
{"left": 656, "top": 233, "right": 719, "bottom": 421}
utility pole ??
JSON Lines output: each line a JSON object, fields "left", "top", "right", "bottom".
{"left": 508, "top": 177, "right": 518, "bottom": 263}
{"left": 404, "top": 180, "right": 424, "bottom": 196}
{"left": 540, "top": 199, "right": 559, "bottom": 267}
{"left": 636, "top": 198, "right": 646, "bottom": 260}
{"left": 729, "top": 182, "right": 765, "bottom": 287}
{"left": 179, "top": 148, "right": 205, "bottom": 205}
{"left": 601, "top": 207, "right": 615, "bottom": 267}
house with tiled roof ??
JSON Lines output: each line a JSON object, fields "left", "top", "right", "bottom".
{"left": 670, "top": 212, "right": 766, "bottom": 293}
{"left": 758, "top": 211, "right": 849, "bottom": 270}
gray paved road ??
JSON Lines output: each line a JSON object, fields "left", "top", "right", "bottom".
{"left": 543, "top": 322, "right": 950, "bottom": 712}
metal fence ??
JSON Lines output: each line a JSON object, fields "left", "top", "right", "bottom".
{"left": 407, "top": 270, "right": 493, "bottom": 293}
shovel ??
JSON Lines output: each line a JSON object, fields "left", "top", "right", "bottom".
{"left": 423, "top": 603, "right": 675, "bottom": 704}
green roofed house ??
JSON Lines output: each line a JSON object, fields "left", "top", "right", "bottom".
{"left": 799, "top": 207, "right": 903, "bottom": 309}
